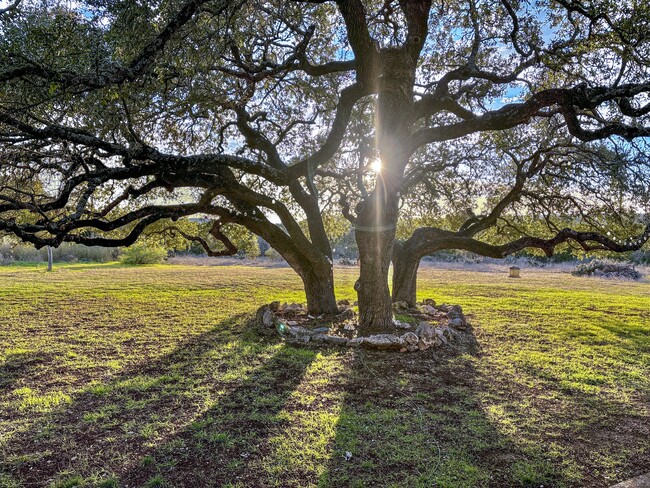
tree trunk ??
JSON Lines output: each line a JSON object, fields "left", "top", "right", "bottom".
{"left": 392, "top": 228, "right": 450, "bottom": 308}
{"left": 302, "top": 265, "right": 339, "bottom": 316}
{"left": 353, "top": 48, "right": 415, "bottom": 336}
{"left": 237, "top": 212, "right": 339, "bottom": 316}
{"left": 391, "top": 243, "right": 420, "bottom": 307}
{"left": 355, "top": 235, "right": 395, "bottom": 334}
{"left": 354, "top": 190, "right": 401, "bottom": 335}
{"left": 273, "top": 252, "right": 339, "bottom": 316}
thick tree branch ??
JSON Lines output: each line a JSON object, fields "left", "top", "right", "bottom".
{"left": 409, "top": 83, "right": 650, "bottom": 152}
{"left": 0, "top": 111, "right": 288, "bottom": 183}
{"left": 334, "top": 0, "right": 378, "bottom": 84}
{"left": 404, "top": 224, "right": 650, "bottom": 261}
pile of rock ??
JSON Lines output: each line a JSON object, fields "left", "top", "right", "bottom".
{"left": 256, "top": 298, "right": 471, "bottom": 353}
{"left": 572, "top": 260, "right": 642, "bottom": 280}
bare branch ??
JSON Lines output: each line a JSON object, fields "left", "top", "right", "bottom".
{"left": 165, "top": 220, "right": 238, "bottom": 257}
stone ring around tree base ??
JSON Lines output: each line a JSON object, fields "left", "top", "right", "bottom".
{"left": 255, "top": 299, "right": 474, "bottom": 352}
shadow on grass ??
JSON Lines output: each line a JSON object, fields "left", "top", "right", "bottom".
{"left": 2, "top": 311, "right": 648, "bottom": 488}
{"left": 313, "top": 336, "right": 570, "bottom": 488}
{"left": 1, "top": 313, "right": 314, "bottom": 487}
{"left": 0, "top": 350, "right": 53, "bottom": 392}
{"left": 120, "top": 342, "right": 319, "bottom": 487}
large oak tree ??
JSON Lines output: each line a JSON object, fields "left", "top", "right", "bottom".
{"left": 1, "top": 0, "right": 649, "bottom": 334}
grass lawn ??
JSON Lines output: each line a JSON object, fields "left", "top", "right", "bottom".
{"left": 0, "top": 263, "right": 648, "bottom": 487}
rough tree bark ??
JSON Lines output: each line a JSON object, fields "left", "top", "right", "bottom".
{"left": 354, "top": 46, "right": 416, "bottom": 335}
{"left": 354, "top": 189, "right": 401, "bottom": 334}
{"left": 391, "top": 241, "right": 421, "bottom": 307}
{"left": 301, "top": 264, "right": 339, "bottom": 316}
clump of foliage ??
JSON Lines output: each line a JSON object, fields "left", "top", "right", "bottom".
{"left": 572, "top": 260, "right": 642, "bottom": 280}
{"left": 629, "top": 251, "right": 650, "bottom": 265}
{"left": 0, "top": 238, "right": 119, "bottom": 264}
{"left": 120, "top": 244, "right": 167, "bottom": 265}
{"left": 224, "top": 224, "right": 260, "bottom": 259}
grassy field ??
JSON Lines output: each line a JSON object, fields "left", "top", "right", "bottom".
{"left": 0, "top": 263, "right": 648, "bottom": 488}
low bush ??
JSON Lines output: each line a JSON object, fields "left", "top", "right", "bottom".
{"left": 52, "top": 243, "right": 119, "bottom": 262}
{"left": 630, "top": 250, "right": 650, "bottom": 265}
{"left": 572, "top": 259, "right": 642, "bottom": 280}
{"left": 120, "top": 244, "right": 167, "bottom": 265}
{"left": 12, "top": 245, "right": 42, "bottom": 262}
{"left": 0, "top": 242, "right": 15, "bottom": 264}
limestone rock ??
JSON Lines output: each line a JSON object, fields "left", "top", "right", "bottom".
{"left": 435, "top": 328, "right": 449, "bottom": 344}
{"left": 421, "top": 304, "right": 437, "bottom": 315}
{"left": 447, "top": 309, "right": 467, "bottom": 328}
{"left": 392, "top": 301, "right": 410, "bottom": 312}
{"left": 393, "top": 320, "right": 411, "bottom": 329}
{"left": 424, "top": 298, "right": 436, "bottom": 306}
{"left": 289, "top": 326, "right": 312, "bottom": 337}
{"left": 415, "top": 321, "right": 434, "bottom": 337}
{"left": 448, "top": 317, "right": 465, "bottom": 329}
{"left": 346, "top": 337, "right": 365, "bottom": 347}
{"left": 343, "top": 323, "right": 356, "bottom": 331}
{"left": 443, "top": 327, "right": 458, "bottom": 339}
{"left": 313, "top": 334, "right": 349, "bottom": 345}
{"left": 311, "top": 327, "right": 330, "bottom": 334}
{"left": 311, "top": 333, "right": 326, "bottom": 342}
{"left": 435, "top": 327, "right": 457, "bottom": 344}
{"left": 256, "top": 305, "right": 275, "bottom": 328}
{"left": 286, "top": 325, "right": 312, "bottom": 343}
{"left": 400, "top": 332, "right": 419, "bottom": 352}
{"left": 415, "top": 322, "right": 438, "bottom": 350}
{"left": 362, "top": 334, "right": 402, "bottom": 350}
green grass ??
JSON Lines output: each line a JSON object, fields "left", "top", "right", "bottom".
{"left": 0, "top": 262, "right": 648, "bottom": 487}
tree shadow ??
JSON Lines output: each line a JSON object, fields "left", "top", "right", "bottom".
{"left": 119, "top": 342, "right": 319, "bottom": 487}
{"left": 0, "top": 350, "right": 53, "bottom": 392}
{"left": 1, "top": 313, "right": 318, "bottom": 487}
{"left": 2, "top": 313, "right": 648, "bottom": 488}
{"left": 316, "top": 334, "right": 577, "bottom": 488}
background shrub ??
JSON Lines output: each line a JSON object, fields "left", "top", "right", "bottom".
{"left": 120, "top": 244, "right": 167, "bottom": 265}
{"left": 572, "top": 259, "right": 641, "bottom": 280}
{"left": 0, "top": 239, "right": 119, "bottom": 264}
